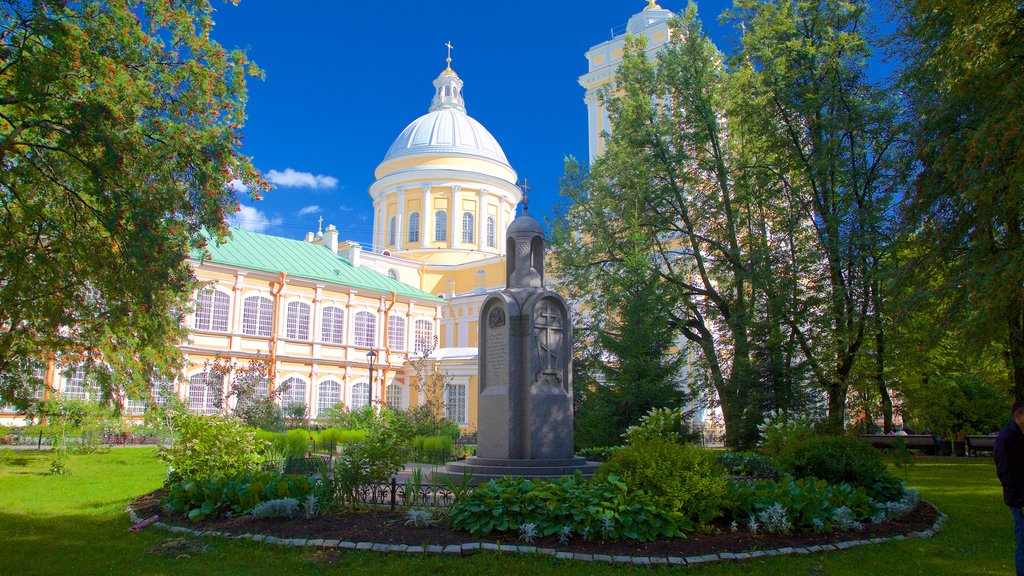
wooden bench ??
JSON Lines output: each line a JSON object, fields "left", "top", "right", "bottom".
{"left": 859, "top": 434, "right": 938, "bottom": 455}
{"left": 966, "top": 435, "right": 996, "bottom": 456}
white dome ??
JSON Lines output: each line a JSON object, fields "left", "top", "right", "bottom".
{"left": 381, "top": 108, "right": 510, "bottom": 166}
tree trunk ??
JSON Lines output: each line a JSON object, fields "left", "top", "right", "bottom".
{"left": 1010, "top": 296, "right": 1024, "bottom": 401}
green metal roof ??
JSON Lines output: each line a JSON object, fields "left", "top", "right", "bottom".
{"left": 192, "top": 228, "right": 442, "bottom": 302}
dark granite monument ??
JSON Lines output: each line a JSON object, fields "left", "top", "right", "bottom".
{"left": 445, "top": 208, "right": 598, "bottom": 481}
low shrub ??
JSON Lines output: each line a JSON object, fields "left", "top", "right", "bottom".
{"left": 757, "top": 410, "right": 818, "bottom": 455}
{"left": 316, "top": 428, "right": 367, "bottom": 448}
{"left": 412, "top": 435, "right": 454, "bottom": 452}
{"left": 596, "top": 439, "right": 726, "bottom": 526}
{"left": 727, "top": 476, "right": 882, "bottom": 533}
{"left": 162, "top": 471, "right": 312, "bottom": 522}
{"left": 159, "top": 411, "right": 265, "bottom": 482}
{"left": 251, "top": 498, "right": 300, "bottom": 520}
{"left": 448, "top": 474, "right": 686, "bottom": 541}
{"left": 774, "top": 435, "right": 903, "bottom": 501}
{"left": 621, "top": 407, "right": 700, "bottom": 445}
{"left": 576, "top": 446, "right": 619, "bottom": 462}
{"left": 717, "top": 451, "right": 779, "bottom": 478}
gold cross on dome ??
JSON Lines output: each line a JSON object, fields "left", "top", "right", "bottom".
{"left": 646, "top": 0, "right": 660, "bottom": 8}
{"left": 445, "top": 41, "right": 454, "bottom": 68}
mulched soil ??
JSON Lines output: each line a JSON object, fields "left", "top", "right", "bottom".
{"left": 130, "top": 488, "right": 938, "bottom": 558}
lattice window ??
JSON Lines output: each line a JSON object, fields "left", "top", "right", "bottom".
{"left": 414, "top": 319, "right": 434, "bottom": 355}
{"left": 354, "top": 311, "right": 377, "bottom": 348}
{"left": 445, "top": 383, "right": 468, "bottom": 425}
{"left": 194, "top": 287, "right": 230, "bottom": 332}
{"left": 321, "top": 306, "right": 345, "bottom": 344}
{"left": 387, "top": 315, "right": 406, "bottom": 351}
{"left": 285, "top": 301, "right": 311, "bottom": 340}
{"left": 408, "top": 212, "right": 420, "bottom": 243}
{"left": 434, "top": 210, "right": 447, "bottom": 242}
{"left": 316, "top": 379, "right": 342, "bottom": 418}
{"left": 487, "top": 216, "right": 496, "bottom": 247}
{"left": 242, "top": 295, "right": 274, "bottom": 337}
{"left": 387, "top": 215, "right": 396, "bottom": 246}
{"left": 462, "top": 212, "right": 474, "bottom": 244}
{"left": 350, "top": 381, "right": 369, "bottom": 411}
{"left": 187, "top": 372, "right": 219, "bottom": 415}
{"left": 385, "top": 383, "right": 402, "bottom": 410}
{"left": 63, "top": 366, "right": 95, "bottom": 401}
{"left": 280, "top": 377, "right": 307, "bottom": 414}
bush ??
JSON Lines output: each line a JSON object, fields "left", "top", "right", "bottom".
{"left": 621, "top": 407, "right": 700, "bottom": 445}
{"left": 773, "top": 435, "right": 903, "bottom": 501}
{"left": 576, "top": 446, "right": 619, "bottom": 462}
{"left": 316, "top": 428, "right": 367, "bottom": 448}
{"left": 757, "top": 410, "right": 817, "bottom": 455}
{"left": 162, "top": 471, "right": 312, "bottom": 522}
{"left": 727, "top": 476, "right": 882, "bottom": 533}
{"left": 333, "top": 417, "right": 409, "bottom": 506}
{"left": 717, "top": 451, "right": 779, "bottom": 478}
{"left": 596, "top": 439, "right": 727, "bottom": 526}
{"left": 159, "top": 411, "right": 265, "bottom": 481}
{"left": 251, "top": 498, "right": 300, "bottom": 520}
{"left": 448, "top": 474, "right": 686, "bottom": 541}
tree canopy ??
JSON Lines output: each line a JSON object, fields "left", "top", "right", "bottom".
{"left": 0, "top": 0, "right": 265, "bottom": 409}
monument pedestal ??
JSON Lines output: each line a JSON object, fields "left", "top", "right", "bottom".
{"left": 445, "top": 456, "right": 599, "bottom": 485}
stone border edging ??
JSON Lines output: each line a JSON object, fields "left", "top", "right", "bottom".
{"left": 127, "top": 503, "right": 946, "bottom": 566}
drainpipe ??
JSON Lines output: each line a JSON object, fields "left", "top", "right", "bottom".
{"left": 381, "top": 292, "right": 399, "bottom": 405}
{"left": 268, "top": 272, "right": 287, "bottom": 389}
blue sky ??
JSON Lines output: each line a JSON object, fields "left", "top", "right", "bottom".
{"left": 210, "top": 0, "right": 893, "bottom": 248}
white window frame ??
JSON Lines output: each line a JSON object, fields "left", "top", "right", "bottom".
{"left": 194, "top": 287, "right": 230, "bottom": 332}
{"left": 408, "top": 212, "right": 420, "bottom": 243}
{"left": 279, "top": 377, "right": 307, "bottom": 413}
{"left": 321, "top": 305, "right": 345, "bottom": 344}
{"left": 414, "top": 319, "right": 434, "bottom": 355}
{"left": 285, "top": 300, "right": 311, "bottom": 341}
{"left": 387, "top": 315, "right": 406, "bottom": 351}
{"left": 387, "top": 215, "right": 396, "bottom": 246}
{"left": 462, "top": 212, "right": 474, "bottom": 244}
{"left": 316, "top": 379, "right": 343, "bottom": 418}
{"left": 487, "top": 216, "right": 496, "bottom": 247}
{"left": 350, "top": 381, "right": 370, "bottom": 411}
{"left": 445, "top": 383, "right": 468, "bottom": 425}
{"left": 434, "top": 210, "right": 447, "bottom": 242}
{"left": 353, "top": 311, "right": 377, "bottom": 348}
{"left": 187, "top": 372, "right": 219, "bottom": 415}
{"left": 242, "top": 295, "right": 274, "bottom": 337}
{"left": 385, "top": 383, "right": 402, "bottom": 410}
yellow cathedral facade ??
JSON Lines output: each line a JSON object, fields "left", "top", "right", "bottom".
{"left": 1, "top": 3, "right": 679, "bottom": 431}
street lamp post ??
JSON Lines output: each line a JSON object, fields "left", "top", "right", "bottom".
{"left": 366, "top": 349, "right": 377, "bottom": 409}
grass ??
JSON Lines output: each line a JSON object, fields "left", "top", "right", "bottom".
{"left": 0, "top": 449, "right": 1011, "bottom": 575}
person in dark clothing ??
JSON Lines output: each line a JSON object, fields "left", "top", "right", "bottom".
{"left": 995, "top": 401, "right": 1024, "bottom": 575}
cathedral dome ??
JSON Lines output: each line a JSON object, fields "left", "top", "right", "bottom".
{"left": 381, "top": 108, "right": 509, "bottom": 166}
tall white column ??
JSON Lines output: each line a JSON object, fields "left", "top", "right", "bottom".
{"left": 497, "top": 198, "right": 507, "bottom": 255}
{"left": 421, "top": 185, "right": 431, "bottom": 248}
{"left": 373, "top": 198, "right": 382, "bottom": 252}
{"left": 395, "top": 186, "right": 405, "bottom": 251}
{"left": 476, "top": 188, "right": 487, "bottom": 251}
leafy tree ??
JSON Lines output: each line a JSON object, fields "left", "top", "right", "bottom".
{"left": 0, "top": 0, "right": 266, "bottom": 408}
{"left": 726, "top": 0, "right": 903, "bottom": 432}
{"left": 893, "top": 0, "right": 1024, "bottom": 398}
{"left": 553, "top": 5, "right": 769, "bottom": 448}
{"left": 207, "top": 355, "right": 284, "bottom": 432}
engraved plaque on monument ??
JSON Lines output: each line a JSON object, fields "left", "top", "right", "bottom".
{"left": 446, "top": 205, "right": 598, "bottom": 481}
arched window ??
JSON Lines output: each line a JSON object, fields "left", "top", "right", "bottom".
{"left": 316, "top": 379, "right": 343, "bottom": 418}
{"left": 387, "top": 268, "right": 399, "bottom": 281}
{"left": 445, "top": 383, "right": 468, "bottom": 425}
{"left": 279, "top": 377, "right": 307, "bottom": 417}
{"left": 387, "top": 215, "right": 396, "bottom": 246}
{"left": 125, "top": 378, "right": 174, "bottom": 415}
{"left": 350, "top": 381, "right": 370, "bottom": 411}
{"left": 388, "top": 315, "right": 406, "bottom": 351}
{"left": 321, "top": 306, "right": 345, "bottom": 344}
{"left": 408, "top": 212, "right": 420, "bottom": 243}
{"left": 354, "top": 311, "right": 377, "bottom": 348}
{"left": 187, "top": 372, "right": 219, "bottom": 415}
{"left": 386, "top": 383, "right": 402, "bottom": 409}
{"left": 487, "top": 216, "right": 496, "bottom": 247}
{"left": 242, "top": 295, "right": 274, "bottom": 337}
{"left": 434, "top": 210, "right": 447, "bottom": 242}
{"left": 194, "top": 287, "right": 230, "bottom": 332}
{"left": 63, "top": 365, "right": 96, "bottom": 401}
{"left": 414, "top": 319, "right": 434, "bottom": 355}
{"left": 462, "top": 212, "right": 474, "bottom": 244}
{"left": 285, "top": 301, "right": 311, "bottom": 340}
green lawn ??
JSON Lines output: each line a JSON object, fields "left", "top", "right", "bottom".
{"left": 0, "top": 449, "right": 1011, "bottom": 575}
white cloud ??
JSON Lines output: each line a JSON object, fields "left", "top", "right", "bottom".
{"left": 338, "top": 205, "right": 354, "bottom": 212}
{"left": 266, "top": 168, "right": 339, "bottom": 189}
{"left": 227, "top": 179, "right": 248, "bottom": 193}
{"left": 297, "top": 205, "right": 320, "bottom": 216}
{"left": 228, "top": 204, "right": 282, "bottom": 233}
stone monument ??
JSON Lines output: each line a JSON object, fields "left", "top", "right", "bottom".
{"left": 446, "top": 207, "right": 598, "bottom": 482}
